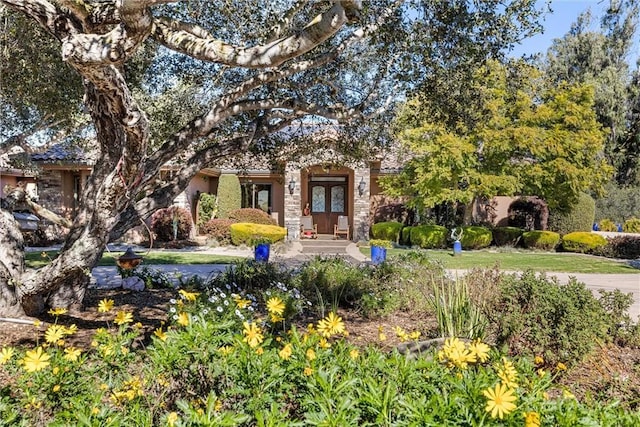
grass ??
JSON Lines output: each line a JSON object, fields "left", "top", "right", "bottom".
{"left": 26, "top": 250, "right": 244, "bottom": 269}
{"left": 360, "top": 247, "right": 640, "bottom": 274}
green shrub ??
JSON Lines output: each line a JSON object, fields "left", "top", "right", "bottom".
{"left": 459, "top": 226, "right": 492, "bottom": 250}
{"left": 623, "top": 217, "right": 640, "bottom": 233}
{"left": 370, "top": 221, "right": 404, "bottom": 242}
{"left": 521, "top": 230, "right": 560, "bottom": 250}
{"left": 548, "top": 192, "right": 595, "bottom": 235}
{"left": 598, "top": 218, "right": 617, "bottom": 232}
{"left": 197, "top": 193, "right": 218, "bottom": 228}
{"left": 561, "top": 232, "right": 608, "bottom": 254}
{"left": 228, "top": 208, "right": 276, "bottom": 225}
{"left": 201, "top": 218, "right": 235, "bottom": 245}
{"left": 487, "top": 270, "right": 610, "bottom": 365}
{"left": 595, "top": 182, "right": 640, "bottom": 223}
{"left": 216, "top": 174, "right": 241, "bottom": 219}
{"left": 410, "top": 225, "right": 448, "bottom": 249}
{"left": 596, "top": 235, "right": 640, "bottom": 259}
{"left": 369, "top": 239, "right": 393, "bottom": 248}
{"left": 400, "top": 226, "right": 413, "bottom": 246}
{"left": 229, "top": 222, "right": 286, "bottom": 246}
{"left": 492, "top": 226, "right": 523, "bottom": 247}
{"left": 150, "top": 206, "right": 193, "bottom": 241}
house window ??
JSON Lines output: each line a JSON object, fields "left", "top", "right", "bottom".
{"left": 241, "top": 183, "right": 272, "bottom": 212}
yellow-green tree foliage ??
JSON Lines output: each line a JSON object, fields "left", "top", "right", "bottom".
{"left": 382, "top": 60, "right": 612, "bottom": 214}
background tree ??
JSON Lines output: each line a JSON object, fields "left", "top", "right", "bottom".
{"left": 0, "top": 0, "right": 545, "bottom": 316}
{"left": 382, "top": 60, "right": 611, "bottom": 223}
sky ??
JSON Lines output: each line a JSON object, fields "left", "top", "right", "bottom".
{"left": 511, "top": 0, "right": 639, "bottom": 59}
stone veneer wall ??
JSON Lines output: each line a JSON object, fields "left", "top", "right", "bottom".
{"left": 283, "top": 168, "right": 302, "bottom": 241}
{"left": 37, "top": 170, "right": 64, "bottom": 216}
{"left": 352, "top": 166, "right": 370, "bottom": 241}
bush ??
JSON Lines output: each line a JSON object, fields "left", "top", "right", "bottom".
{"left": 548, "top": 192, "right": 595, "bottom": 235}
{"left": 371, "top": 221, "right": 404, "bottom": 242}
{"left": 216, "top": 174, "right": 241, "bottom": 218}
{"left": 400, "top": 226, "right": 413, "bottom": 246}
{"left": 595, "top": 182, "right": 640, "bottom": 224}
{"left": 459, "top": 226, "right": 492, "bottom": 250}
{"left": 598, "top": 218, "right": 617, "bottom": 232}
{"left": 561, "top": 232, "right": 608, "bottom": 254}
{"left": 228, "top": 208, "right": 276, "bottom": 225}
{"left": 201, "top": 218, "right": 235, "bottom": 245}
{"left": 492, "top": 226, "right": 523, "bottom": 247}
{"left": 197, "top": 193, "right": 218, "bottom": 228}
{"left": 229, "top": 222, "right": 286, "bottom": 246}
{"left": 487, "top": 270, "right": 610, "bottom": 365}
{"left": 150, "top": 206, "right": 192, "bottom": 241}
{"left": 623, "top": 217, "right": 640, "bottom": 233}
{"left": 596, "top": 235, "right": 640, "bottom": 259}
{"left": 410, "top": 225, "right": 448, "bottom": 249}
{"left": 521, "top": 230, "right": 560, "bottom": 250}
{"left": 508, "top": 197, "right": 549, "bottom": 231}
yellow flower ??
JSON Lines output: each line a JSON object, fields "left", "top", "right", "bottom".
{"left": 534, "top": 355, "right": 544, "bottom": 365}
{"left": 114, "top": 311, "right": 133, "bottom": 325}
{"left": 214, "top": 399, "right": 222, "bottom": 411}
{"left": 33, "top": 320, "right": 42, "bottom": 328}
{"left": 177, "top": 312, "right": 190, "bottom": 327}
{"left": 97, "top": 299, "right": 114, "bottom": 313}
{"left": 378, "top": 331, "right": 387, "bottom": 341}
{"left": 394, "top": 326, "right": 409, "bottom": 342}
{"left": 255, "top": 347, "right": 264, "bottom": 355}
{"left": 167, "top": 411, "right": 179, "bottom": 426}
{"left": 48, "top": 307, "right": 68, "bottom": 316}
{"left": 266, "top": 297, "right": 285, "bottom": 316}
{"left": 154, "top": 328, "right": 168, "bottom": 341}
{"left": 306, "top": 348, "right": 316, "bottom": 361}
{"left": 22, "top": 347, "right": 51, "bottom": 372}
{"left": 64, "top": 324, "right": 78, "bottom": 335}
{"left": 524, "top": 411, "right": 541, "bottom": 427}
{"left": 279, "top": 343, "right": 293, "bottom": 360}
{"left": 269, "top": 313, "right": 284, "bottom": 323}
{"left": 318, "top": 338, "right": 331, "bottom": 349}
{"left": 304, "top": 366, "right": 314, "bottom": 376}
{"left": 498, "top": 357, "right": 518, "bottom": 388}
{"left": 234, "top": 296, "right": 251, "bottom": 309}
{"left": 242, "top": 322, "right": 264, "bottom": 348}
{"left": 482, "top": 383, "right": 517, "bottom": 419}
{"left": 91, "top": 407, "right": 100, "bottom": 415}
{"left": 45, "top": 324, "right": 66, "bottom": 344}
{"left": 556, "top": 362, "right": 567, "bottom": 371}
{"left": 562, "top": 389, "right": 575, "bottom": 400}
{"left": 218, "top": 346, "right": 234, "bottom": 356}
{"left": 53, "top": 384, "right": 61, "bottom": 393}
{"left": 349, "top": 349, "right": 360, "bottom": 360}
{"left": 468, "top": 339, "right": 490, "bottom": 363}
{"left": 441, "top": 337, "right": 476, "bottom": 369}
{"left": 0, "top": 347, "right": 15, "bottom": 365}
{"left": 63, "top": 347, "right": 82, "bottom": 362}
{"left": 537, "top": 369, "right": 546, "bottom": 378}
{"left": 316, "top": 312, "right": 346, "bottom": 338}
{"left": 409, "top": 330, "right": 421, "bottom": 340}
{"left": 178, "top": 289, "right": 200, "bottom": 302}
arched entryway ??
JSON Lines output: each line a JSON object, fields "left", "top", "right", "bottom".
{"left": 300, "top": 165, "right": 353, "bottom": 235}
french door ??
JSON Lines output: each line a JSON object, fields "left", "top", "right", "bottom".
{"left": 309, "top": 177, "right": 348, "bottom": 234}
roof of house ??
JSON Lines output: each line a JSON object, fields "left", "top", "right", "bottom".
{"left": 31, "top": 143, "right": 95, "bottom": 164}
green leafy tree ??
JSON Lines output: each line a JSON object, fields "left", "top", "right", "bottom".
{"left": 383, "top": 60, "right": 612, "bottom": 221}
{"left": 0, "top": 0, "right": 545, "bottom": 316}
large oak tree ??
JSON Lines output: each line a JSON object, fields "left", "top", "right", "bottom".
{"left": 0, "top": 0, "right": 544, "bottom": 316}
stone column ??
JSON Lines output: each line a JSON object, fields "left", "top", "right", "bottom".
{"left": 284, "top": 166, "right": 301, "bottom": 241}
{"left": 353, "top": 165, "right": 371, "bottom": 242}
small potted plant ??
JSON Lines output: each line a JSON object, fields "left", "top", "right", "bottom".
{"left": 369, "top": 239, "right": 392, "bottom": 265}
{"left": 251, "top": 236, "right": 272, "bottom": 262}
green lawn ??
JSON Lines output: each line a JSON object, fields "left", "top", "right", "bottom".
{"left": 25, "top": 250, "right": 243, "bottom": 269}
{"left": 361, "top": 247, "right": 640, "bottom": 274}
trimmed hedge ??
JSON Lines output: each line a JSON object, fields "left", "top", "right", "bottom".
{"left": 598, "top": 218, "right": 617, "bottom": 232}
{"left": 410, "top": 225, "right": 448, "bottom": 249}
{"left": 229, "top": 222, "right": 286, "bottom": 246}
{"left": 371, "top": 221, "right": 404, "bottom": 243}
{"left": 548, "top": 193, "right": 595, "bottom": 235}
{"left": 623, "top": 217, "right": 640, "bottom": 233}
{"left": 522, "top": 230, "right": 560, "bottom": 251}
{"left": 400, "top": 226, "right": 413, "bottom": 246}
{"left": 150, "top": 206, "right": 193, "bottom": 241}
{"left": 228, "top": 208, "right": 276, "bottom": 225}
{"left": 201, "top": 218, "right": 235, "bottom": 245}
{"left": 597, "top": 235, "right": 640, "bottom": 259}
{"left": 562, "top": 232, "right": 607, "bottom": 254}
{"left": 459, "top": 226, "right": 492, "bottom": 250}
{"left": 217, "top": 174, "right": 241, "bottom": 219}
{"left": 492, "top": 227, "right": 523, "bottom": 247}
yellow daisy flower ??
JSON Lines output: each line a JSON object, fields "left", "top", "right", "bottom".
{"left": 468, "top": 339, "right": 490, "bottom": 363}
{"left": 349, "top": 348, "right": 360, "bottom": 360}
{"left": 242, "top": 322, "right": 264, "bottom": 348}
{"left": 63, "top": 347, "right": 82, "bottom": 362}
{"left": 177, "top": 312, "right": 190, "bottom": 327}
{"left": 482, "top": 383, "right": 517, "bottom": 419}
{"left": 266, "top": 297, "right": 285, "bottom": 316}
{"left": 316, "top": 312, "right": 346, "bottom": 338}
{"left": 0, "top": 347, "right": 15, "bottom": 365}
{"left": 154, "top": 328, "right": 168, "bottom": 341}
{"left": 306, "top": 348, "right": 316, "bottom": 361}
{"left": 44, "top": 325, "right": 66, "bottom": 345}
{"left": 48, "top": 307, "right": 68, "bottom": 316}
{"left": 279, "top": 343, "right": 293, "bottom": 360}
{"left": 318, "top": 338, "right": 331, "bottom": 349}
{"left": 524, "top": 411, "right": 541, "bottom": 427}
{"left": 304, "top": 366, "right": 314, "bottom": 376}
{"left": 97, "top": 299, "right": 114, "bottom": 313}
{"left": 22, "top": 347, "right": 51, "bottom": 373}
{"left": 178, "top": 289, "right": 200, "bottom": 302}
{"left": 114, "top": 311, "right": 133, "bottom": 325}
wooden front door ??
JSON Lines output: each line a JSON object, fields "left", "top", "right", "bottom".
{"left": 309, "top": 177, "right": 348, "bottom": 234}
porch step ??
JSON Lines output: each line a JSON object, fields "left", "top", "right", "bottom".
{"left": 299, "top": 236, "right": 351, "bottom": 255}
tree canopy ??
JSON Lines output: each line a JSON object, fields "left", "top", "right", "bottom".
{"left": 382, "top": 60, "right": 612, "bottom": 218}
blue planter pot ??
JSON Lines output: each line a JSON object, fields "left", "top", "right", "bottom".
{"left": 371, "top": 246, "right": 387, "bottom": 265}
{"left": 453, "top": 240, "right": 462, "bottom": 256}
{"left": 254, "top": 243, "right": 271, "bottom": 262}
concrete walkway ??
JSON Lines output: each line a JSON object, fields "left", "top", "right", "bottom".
{"left": 85, "top": 243, "right": 640, "bottom": 320}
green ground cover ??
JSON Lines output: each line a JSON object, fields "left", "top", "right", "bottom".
{"left": 361, "top": 247, "right": 639, "bottom": 274}
{"left": 25, "top": 250, "right": 243, "bottom": 269}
